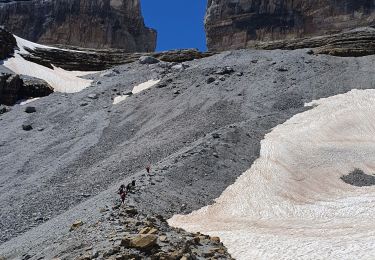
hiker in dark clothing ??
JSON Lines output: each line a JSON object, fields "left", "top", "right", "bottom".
{"left": 146, "top": 165, "right": 151, "bottom": 174}
{"left": 126, "top": 183, "right": 132, "bottom": 193}
{"left": 132, "top": 180, "right": 136, "bottom": 187}
{"left": 118, "top": 184, "right": 126, "bottom": 204}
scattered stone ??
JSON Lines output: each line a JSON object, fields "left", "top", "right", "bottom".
{"left": 210, "top": 236, "right": 221, "bottom": 243}
{"left": 80, "top": 102, "right": 88, "bottom": 107}
{"left": 159, "top": 235, "right": 168, "bottom": 242}
{"left": 70, "top": 220, "right": 84, "bottom": 231}
{"left": 215, "top": 66, "right": 234, "bottom": 75}
{"left": 277, "top": 67, "right": 288, "bottom": 72}
{"left": 22, "top": 124, "right": 33, "bottom": 131}
{"left": 307, "top": 49, "right": 314, "bottom": 55}
{"left": 173, "top": 90, "right": 181, "bottom": 95}
{"left": 130, "top": 234, "right": 158, "bottom": 251}
{"left": 212, "top": 133, "right": 220, "bottom": 139}
{"left": 206, "top": 77, "right": 216, "bottom": 84}
{"left": 0, "top": 105, "right": 9, "bottom": 114}
{"left": 236, "top": 72, "right": 243, "bottom": 76}
{"left": 88, "top": 94, "right": 99, "bottom": 99}
{"left": 24, "top": 106, "right": 36, "bottom": 113}
{"left": 219, "top": 76, "right": 226, "bottom": 81}
{"left": 139, "top": 56, "right": 160, "bottom": 64}
{"left": 171, "top": 63, "right": 189, "bottom": 71}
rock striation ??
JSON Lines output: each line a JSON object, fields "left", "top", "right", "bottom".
{"left": 0, "top": 0, "right": 156, "bottom": 52}
{"left": 256, "top": 27, "right": 375, "bottom": 57}
{"left": 21, "top": 47, "right": 215, "bottom": 71}
{"left": 205, "top": 0, "right": 375, "bottom": 51}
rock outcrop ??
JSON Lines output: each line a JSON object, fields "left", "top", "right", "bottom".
{"left": 205, "top": 0, "right": 375, "bottom": 51}
{"left": 21, "top": 47, "right": 215, "bottom": 71}
{"left": 17, "top": 205, "right": 234, "bottom": 259}
{"left": 0, "top": 28, "right": 16, "bottom": 59}
{"left": 256, "top": 27, "right": 375, "bottom": 57}
{"left": 0, "top": 73, "right": 53, "bottom": 105}
{"left": 0, "top": 0, "right": 156, "bottom": 52}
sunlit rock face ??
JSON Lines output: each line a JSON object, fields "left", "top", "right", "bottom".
{"left": 205, "top": 0, "right": 375, "bottom": 51}
{"left": 0, "top": 0, "right": 156, "bottom": 52}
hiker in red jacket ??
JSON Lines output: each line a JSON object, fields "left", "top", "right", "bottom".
{"left": 118, "top": 184, "right": 126, "bottom": 204}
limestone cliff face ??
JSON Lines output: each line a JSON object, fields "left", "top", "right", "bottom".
{"left": 205, "top": 0, "right": 375, "bottom": 51}
{"left": 0, "top": 0, "right": 156, "bottom": 52}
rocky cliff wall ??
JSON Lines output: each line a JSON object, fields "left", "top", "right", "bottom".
{"left": 205, "top": 0, "right": 375, "bottom": 51}
{"left": 0, "top": 0, "right": 156, "bottom": 52}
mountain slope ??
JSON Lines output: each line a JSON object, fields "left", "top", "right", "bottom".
{"left": 0, "top": 43, "right": 375, "bottom": 259}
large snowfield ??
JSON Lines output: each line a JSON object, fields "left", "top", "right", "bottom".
{"left": 170, "top": 89, "right": 375, "bottom": 259}
{"left": 3, "top": 35, "right": 93, "bottom": 92}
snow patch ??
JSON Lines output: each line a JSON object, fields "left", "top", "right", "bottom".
{"left": 3, "top": 35, "right": 95, "bottom": 93}
{"left": 113, "top": 95, "right": 128, "bottom": 105}
{"left": 112, "top": 79, "right": 160, "bottom": 105}
{"left": 19, "top": 98, "right": 40, "bottom": 106}
{"left": 169, "top": 89, "right": 375, "bottom": 259}
{"left": 132, "top": 79, "right": 160, "bottom": 94}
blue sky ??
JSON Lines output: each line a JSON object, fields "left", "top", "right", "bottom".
{"left": 141, "top": 0, "right": 207, "bottom": 51}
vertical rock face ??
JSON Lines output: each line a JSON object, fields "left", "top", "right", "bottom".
{"left": 205, "top": 0, "right": 375, "bottom": 51}
{"left": 0, "top": 0, "right": 156, "bottom": 52}
{"left": 0, "top": 28, "right": 16, "bottom": 59}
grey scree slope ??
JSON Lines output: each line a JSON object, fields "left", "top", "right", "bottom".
{"left": 0, "top": 48, "right": 375, "bottom": 257}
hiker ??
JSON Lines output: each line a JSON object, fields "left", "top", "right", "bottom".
{"left": 126, "top": 183, "right": 132, "bottom": 193}
{"left": 146, "top": 165, "right": 151, "bottom": 174}
{"left": 132, "top": 180, "right": 136, "bottom": 187}
{"left": 118, "top": 184, "right": 126, "bottom": 204}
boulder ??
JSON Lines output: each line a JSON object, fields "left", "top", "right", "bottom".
{"left": 0, "top": 74, "right": 23, "bottom": 105}
{"left": 0, "top": 105, "right": 9, "bottom": 114}
{"left": 69, "top": 220, "right": 83, "bottom": 231}
{"left": 22, "top": 124, "right": 33, "bottom": 131}
{"left": 130, "top": 234, "right": 158, "bottom": 251}
{"left": 88, "top": 94, "right": 99, "bottom": 100}
{"left": 0, "top": 74, "right": 53, "bottom": 106}
{"left": 139, "top": 56, "right": 160, "bottom": 65}
{"left": 215, "top": 67, "right": 234, "bottom": 75}
{"left": 24, "top": 106, "right": 36, "bottom": 113}
{"left": 206, "top": 77, "right": 216, "bottom": 84}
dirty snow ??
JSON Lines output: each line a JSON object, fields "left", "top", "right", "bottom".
{"left": 132, "top": 79, "right": 160, "bottom": 94}
{"left": 3, "top": 35, "right": 94, "bottom": 93}
{"left": 113, "top": 95, "right": 129, "bottom": 105}
{"left": 169, "top": 89, "right": 375, "bottom": 260}
{"left": 19, "top": 98, "right": 40, "bottom": 106}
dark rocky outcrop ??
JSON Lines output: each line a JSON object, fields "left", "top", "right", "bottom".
{"left": 205, "top": 0, "right": 375, "bottom": 51}
{"left": 0, "top": 28, "right": 16, "bottom": 59}
{"left": 0, "top": 0, "right": 156, "bottom": 52}
{"left": 0, "top": 73, "right": 53, "bottom": 105}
